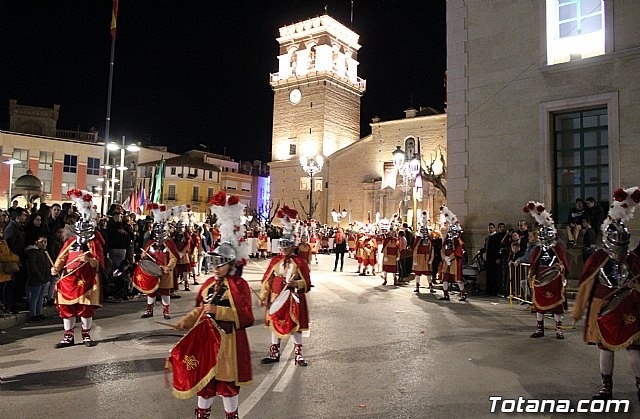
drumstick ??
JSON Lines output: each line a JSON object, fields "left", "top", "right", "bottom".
{"left": 140, "top": 247, "right": 155, "bottom": 260}
{"left": 60, "top": 261, "right": 89, "bottom": 279}
{"left": 63, "top": 251, "right": 90, "bottom": 270}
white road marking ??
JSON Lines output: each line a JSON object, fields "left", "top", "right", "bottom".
{"left": 239, "top": 339, "right": 294, "bottom": 418}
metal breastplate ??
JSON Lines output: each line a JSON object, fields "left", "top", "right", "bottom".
{"left": 598, "top": 259, "right": 629, "bottom": 289}
{"left": 538, "top": 249, "right": 556, "bottom": 267}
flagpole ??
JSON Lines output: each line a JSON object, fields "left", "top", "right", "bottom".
{"left": 101, "top": 0, "right": 119, "bottom": 216}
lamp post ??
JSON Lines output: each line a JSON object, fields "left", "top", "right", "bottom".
{"left": 331, "top": 206, "right": 348, "bottom": 223}
{"left": 3, "top": 158, "right": 21, "bottom": 210}
{"left": 299, "top": 154, "right": 324, "bottom": 220}
{"left": 107, "top": 136, "right": 140, "bottom": 207}
{"left": 392, "top": 145, "right": 420, "bottom": 228}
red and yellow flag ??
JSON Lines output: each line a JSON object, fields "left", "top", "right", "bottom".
{"left": 110, "top": 0, "right": 119, "bottom": 39}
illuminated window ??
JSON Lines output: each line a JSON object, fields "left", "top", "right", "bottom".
{"left": 289, "top": 143, "right": 297, "bottom": 155}
{"left": 300, "top": 177, "right": 323, "bottom": 192}
{"left": 546, "top": 0, "right": 605, "bottom": 65}
{"left": 168, "top": 185, "right": 176, "bottom": 200}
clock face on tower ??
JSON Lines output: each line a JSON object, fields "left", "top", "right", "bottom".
{"left": 289, "top": 88, "right": 301, "bottom": 104}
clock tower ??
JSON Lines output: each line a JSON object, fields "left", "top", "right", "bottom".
{"left": 269, "top": 15, "right": 366, "bottom": 221}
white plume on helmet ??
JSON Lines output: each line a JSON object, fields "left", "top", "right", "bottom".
{"left": 522, "top": 201, "right": 556, "bottom": 234}
{"left": 602, "top": 186, "right": 640, "bottom": 234}
{"left": 209, "top": 192, "right": 249, "bottom": 265}
{"left": 66, "top": 189, "right": 97, "bottom": 224}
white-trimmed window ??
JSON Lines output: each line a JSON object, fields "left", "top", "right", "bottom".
{"left": 39, "top": 151, "right": 54, "bottom": 171}
{"left": 12, "top": 148, "right": 28, "bottom": 168}
{"left": 63, "top": 154, "right": 77, "bottom": 173}
{"left": 168, "top": 185, "right": 177, "bottom": 200}
{"left": 546, "top": 0, "right": 605, "bottom": 65}
{"left": 289, "top": 143, "right": 297, "bottom": 155}
{"left": 300, "top": 177, "right": 323, "bottom": 192}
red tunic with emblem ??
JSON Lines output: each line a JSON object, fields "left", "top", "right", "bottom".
{"left": 381, "top": 237, "right": 399, "bottom": 273}
{"left": 412, "top": 237, "right": 434, "bottom": 275}
{"left": 573, "top": 250, "right": 640, "bottom": 349}
{"left": 259, "top": 254, "right": 311, "bottom": 337}
{"left": 362, "top": 238, "right": 377, "bottom": 268}
{"left": 528, "top": 244, "right": 569, "bottom": 314}
{"left": 439, "top": 237, "right": 464, "bottom": 282}
{"left": 309, "top": 233, "right": 319, "bottom": 255}
{"left": 174, "top": 234, "right": 191, "bottom": 274}
{"left": 53, "top": 232, "right": 105, "bottom": 318}
{"left": 176, "top": 273, "right": 254, "bottom": 398}
{"left": 297, "top": 242, "right": 312, "bottom": 264}
{"left": 347, "top": 233, "right": 356, "bottom": 252}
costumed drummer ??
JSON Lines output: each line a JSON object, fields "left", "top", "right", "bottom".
{"left": 259, "top": 205, "right": 312, "bottom": 367}
{"left": 138, "top": 204, "right": 179, "bottom": 320}
{"left": 174, "top": 191, "right": 254, "bottom": 419}
{"left": 51, "top": 189, "right": 105, "bottom": 348}
{"left": 413, "top": 211, "right": 436, "bottom": 294}
{"left": 523, "top": 201, "right": 569, "bottom": 339}
{"left": 438, "top": 206, "right": 466, "bottom": 301}
{"left": 572, "top": 187, "right": 640, "bottom": 401}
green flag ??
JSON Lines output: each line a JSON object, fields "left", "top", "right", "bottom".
{"left": 153, "top": 157, "right": 164, "bottom": 203}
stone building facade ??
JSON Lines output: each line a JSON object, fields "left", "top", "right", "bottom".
{"left": 446, "top": 0, "right": 640, "bottom": 252}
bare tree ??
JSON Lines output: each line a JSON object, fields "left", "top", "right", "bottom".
{"left": 296, "top": 196, "right": 321, "bottom": 221}
{"left": 258, "top": 199, "right": 281, "bottom": 225}
{"left": 421, "top": 145, "right": 447, "bottom": 197}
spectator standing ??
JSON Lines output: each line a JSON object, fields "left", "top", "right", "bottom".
{"left": 48, "top": 203, "right": 64, "bottom": 232}
{"left": 4, "top": 207, "right": 29, "bottom": 312}
{"left": 483, "top": 223, "right": 502, "bottom": 296}
{"left": 25, "top": 233, "right": 51, "bottom": 322}
{"left": 0, "top": 225, "right": 21, "bottom": 313}
{"left": 45, "top": 226, "right": 65, "bottom": 305}
{"left": 401, "top": 222, "right": 415, "bottom": 281}
{"left": 333, "top": 227, "right": 347, "bottom": 272}
{"left": 25, "top": 212, "right": 45, "bottom": 248}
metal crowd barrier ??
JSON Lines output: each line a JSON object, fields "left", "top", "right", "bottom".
{"left": 508, "top": 262, "right": 532, "bottom": 306}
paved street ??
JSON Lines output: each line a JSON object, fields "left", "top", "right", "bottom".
{"left": 1, "top": 253, "right": 638, "bottom": 419}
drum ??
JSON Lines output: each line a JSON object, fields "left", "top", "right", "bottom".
{"left": 132, "top": 260, "right": 162, "bottom": 294}
{"left": 534, "top": 265, "right": 561, "bottom": 286}
{"left": 597, "top": 287, "right": 640, "bottom": 350}
{"left": 532, "top": 267, "right": 565, "bottom": 311}
{"left": 268, "top": 289, "right": 291, "bottom": 315}
{"left": 170, "top": 317, "right": 224, "bottom": 399}
{"left": 268, "top": 289, "right": 301, "bottom": 336}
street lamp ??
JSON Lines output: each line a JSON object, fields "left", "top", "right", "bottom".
{"left": 331, "top": 206, "right": 348, "bottom": 223}
{"left": 299, "top": 154, "right": 324, "bottom": 220}
{"left": 3, "top": 158, "right": 21, "bottom": 210}
{"left": 107, "top": 136, "right": 140, "bottom": 206}
{"left": 392, "top": 145, "right": 420, "bottom": 226}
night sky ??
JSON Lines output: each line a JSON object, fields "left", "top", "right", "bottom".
{"left": 0, "top": 0, "right": 446, "bottom": 163}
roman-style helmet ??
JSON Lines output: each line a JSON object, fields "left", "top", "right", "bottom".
{"left": 419, "top": 210, "right": 430, "bottom": 238}
{"left": 276, "top": 205, "right": 298, "bottom": 249}
{"left": 601, "top": 187, "right": 640, "bottom": 262}
{"left": 149, "top": 203, "right": 170, "bottom": 243}
{"left": 67, "top": 189, "right": 97, "bottom": 244}
{"left": 208, "top": 191, "right": 249, "bottom": 267}
{"left": 523, "top": 201, "right": 556, "bottom": 249}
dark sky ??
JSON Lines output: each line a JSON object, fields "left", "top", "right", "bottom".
{"left": 0, "top": 0, "right": 446, "bottom": 162}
